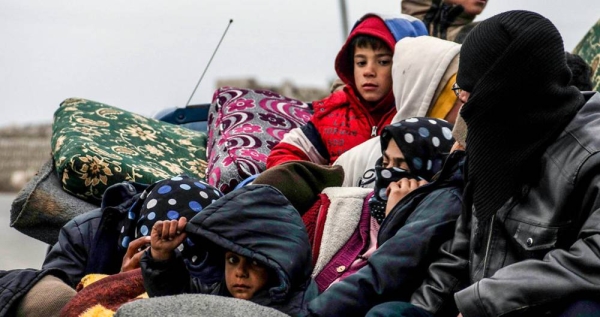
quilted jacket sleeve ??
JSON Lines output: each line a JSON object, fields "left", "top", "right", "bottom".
{"left": 42, "top": 209, "right": 103, "bottom": 288}
{"left": 140, "top": 250, "right": 190, "bottom": 297}
{"left": 140, "top": 250, "right": 219, "bottom": 298}
{"left": 409, "top": 213, "right": 471, "bottom": 316}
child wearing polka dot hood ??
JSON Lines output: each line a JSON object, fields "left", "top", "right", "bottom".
{"left": 117, "top": 175, "right": 224, "bottom": 278}
{"left": 368, "top": 117, "right": 455, "bottom": 222}
{"left": 40, "top": 175, "right": 222, "bottom": 290}
{"left": 140, "top": 184, "right": 317, "bottom": 316}
{"left": 303, "top": 117, "right": 466, "bottom": 316}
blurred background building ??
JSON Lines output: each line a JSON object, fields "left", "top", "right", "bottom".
{"left": 0, "top": 124, "right": 51, "bottom": 192}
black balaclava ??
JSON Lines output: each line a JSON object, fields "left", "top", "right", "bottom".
{"left": 369, "top": 117, "right": 455, "bottom": 223}
{"left": 457, "top": 10, "right": 584, "bottom": 223}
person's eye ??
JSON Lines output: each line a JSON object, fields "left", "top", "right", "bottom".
{"left": 251, "top": 260, "right": 262, "bottom": 267}
{"left": 227, "top": 255, "right": 239, "bottom": 264}
{"left": 382, "top": 160, "right": 389, "bottom": 166}
{"left": 355, "top": 60, "right": 366, "bottom": 67}
{"left": 379, "top": 59, "right": 391, "bottom": 66}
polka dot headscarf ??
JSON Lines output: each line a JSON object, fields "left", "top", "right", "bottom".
{"left": 380, "top": 117, "right": 454, "bottom": 182}
{"left": 369, "top": 117, "right": 454, "bottom": 223}
{"left": 117, "top": 175, "right": 224, "bottom": 265}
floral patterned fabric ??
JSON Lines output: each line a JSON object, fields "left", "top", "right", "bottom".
{"left": 51, "top": 98, "right": 208, "bottom": 203}
{"left": 573, "top": 17, "right": 600, "bottom": 92}
{"left": 206, "top": 87, "right": 312, "bottom": 193}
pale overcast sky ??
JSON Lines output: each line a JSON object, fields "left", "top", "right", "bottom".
{"left": 1, "top": 0, "right": 598, "bottom": 127}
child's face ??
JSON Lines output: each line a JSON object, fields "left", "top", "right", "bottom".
{"left": 224, "top": 251, "right": 269, "bottom": 300}
{"left": 382, "top": 139, "right": 409, "bottom": 170}
{"left": 353, "top": 45, "right": 393, "bottom": 104}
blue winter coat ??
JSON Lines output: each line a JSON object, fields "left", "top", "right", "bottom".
{"left": 141, "top": 184, "right": 318, "bottom": 316}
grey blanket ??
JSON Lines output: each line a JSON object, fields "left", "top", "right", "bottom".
{"left": 10, "top": 158, "right": 97, "bottom": 245}
{"left": 115, "top": 294, "right": 290, "bottom": 317}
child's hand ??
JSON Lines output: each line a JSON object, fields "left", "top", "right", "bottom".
{"left": 121, "top": 236, "right": 151, "bottom": 272}
{"left": 385, "top": 178, "right": 428, "bottom": 217}
{"left": 150, "top": 217, "right": 188, "bottom": 261}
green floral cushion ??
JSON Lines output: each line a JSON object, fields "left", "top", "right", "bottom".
{"left": 51, "top": 98, "right": 208, "bottom": 203}
{"left": 572, "top": 17, "right": 600, "bottom": 92}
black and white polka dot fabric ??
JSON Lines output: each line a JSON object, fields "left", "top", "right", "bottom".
{"left": 117, "top": 175, "right": 224, "bottom": 265}
{"left": 369, "top": 117, "right": 455, "bottom": 224}
{"left": 380, "top": 117, "right": 454, "bottom": 182}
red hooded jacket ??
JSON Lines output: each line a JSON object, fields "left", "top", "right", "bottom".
{"left": 267, "top": 14, "right": 426, "bottom": 167}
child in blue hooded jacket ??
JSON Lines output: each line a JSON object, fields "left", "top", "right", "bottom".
{"left": 141, "top": 183, "right": 317, "bottom": 316}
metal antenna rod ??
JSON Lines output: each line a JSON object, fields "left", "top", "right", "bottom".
{"left": 186, "top": 19, "right": 234, "bottom": 107}
{"left": 338, "top": 0, "right": 349, "bottom": 41}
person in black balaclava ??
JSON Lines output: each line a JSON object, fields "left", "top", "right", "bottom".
{"left": 366, "top": 10, "right": 600, "bottom": 317}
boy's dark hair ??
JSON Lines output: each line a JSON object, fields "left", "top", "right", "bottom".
{"left": 565, "top": 52, "right": 593, "bottom": 91}
{"left": 348, "top": 35, "right": 391, "bottom": 64}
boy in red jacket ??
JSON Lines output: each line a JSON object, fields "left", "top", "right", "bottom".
{"left": 266, "top": 13, "right": 427, "bottom": 167}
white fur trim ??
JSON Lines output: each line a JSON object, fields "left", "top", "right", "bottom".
{"left": 311, "top": 187, "right": 373, "bottom": 277}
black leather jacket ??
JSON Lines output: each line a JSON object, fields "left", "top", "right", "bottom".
{"left": 411, "top": 92, "right": 600, "bottom": 316}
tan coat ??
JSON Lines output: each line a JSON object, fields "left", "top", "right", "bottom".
{"left": 402, "top": 0, "right": 479, "bottom": 43}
